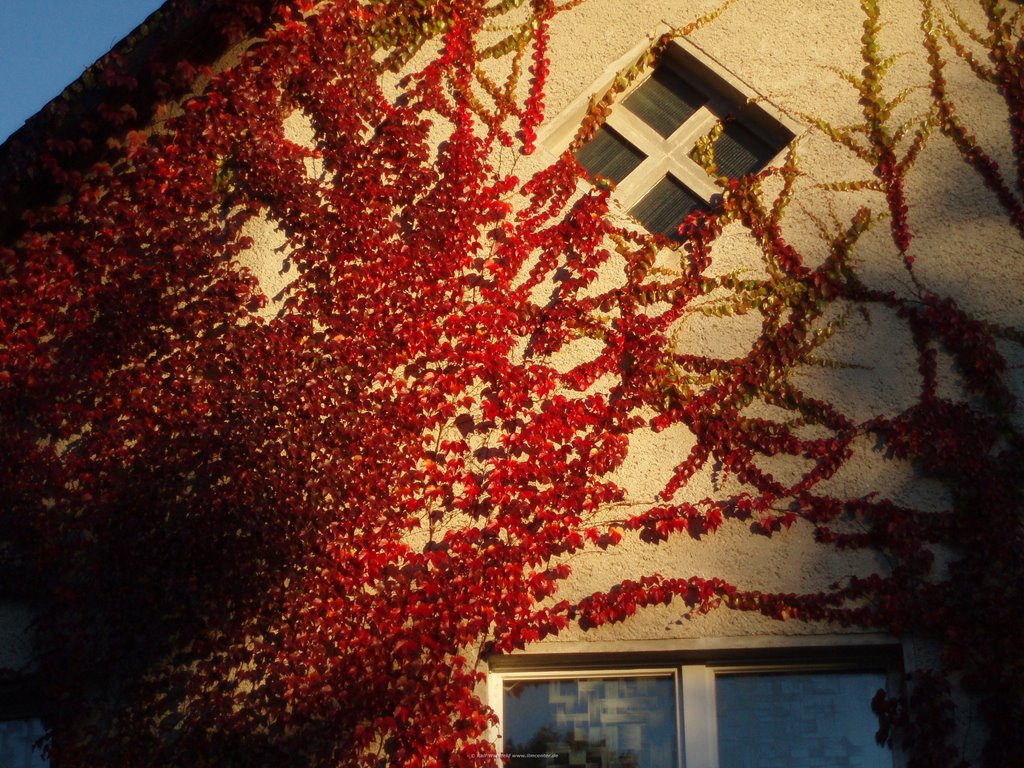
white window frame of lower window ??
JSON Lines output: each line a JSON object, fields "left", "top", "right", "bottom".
{"left": 488, "top": 653, "right": 902, "bottom": 768}
{"left": 490, "top": 666, "right": 684, "bottom": 767}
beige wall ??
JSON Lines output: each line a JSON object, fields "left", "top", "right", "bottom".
{"left": 472, "top": 4, "right": 1011, "bottom": 760}
{"left": 216, "top": 0, "right": 1018, "bottom": 757}
{"left": 514, "top": 0, "right": 1008, "bottom": 647}
{"left": 231, "top": 0, "right": 1018, "bottom": 648}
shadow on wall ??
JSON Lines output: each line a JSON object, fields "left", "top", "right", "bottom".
{"left": 0, "top": 1, "right": 1022, "bottom": 766}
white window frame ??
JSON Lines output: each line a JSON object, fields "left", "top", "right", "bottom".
{"left": 491, "top": 666, "right": 684, "bottom": 766}
{"left": 540, "top": 32, "right": 801, "bottom": 223}
{"left": 488, "top": 647, "right": 902, "bottom": 768}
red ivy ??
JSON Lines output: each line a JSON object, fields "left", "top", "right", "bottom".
{"left": 0, "top": 1, "right": 1021, "bottom": 767}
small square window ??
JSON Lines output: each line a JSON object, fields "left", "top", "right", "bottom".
{"left": 570, "top": 39, "right": 796, "bottom": 241}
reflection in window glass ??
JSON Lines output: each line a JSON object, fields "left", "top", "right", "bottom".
{"left": 711, "top": 120, "right": 778, "bottom": 179}
{"left": 716, "top": 672, "right": 890, "bottom": 768}
{"left": 503, "top": 676, "right": 677, "bottom": 767}
{"left": 574, "top": 126, "right": 646, "bottom": 185}
{"left": 629, "top": 176, "right": 702, "bottom": 241}
{"left": 0, "top": 719, "right": 48, "bottom": 768}
{"left": 623, "top": 67, "right": 707, "bottom": 138}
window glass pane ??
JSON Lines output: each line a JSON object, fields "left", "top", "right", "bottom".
{"left": 503, "top": 675, "right": 677, "bottom": 768}
{"left": 711, "top": 120, "right": 778, "bottom": 178}
{"left": 575, "top": 126, "right": 646, "bottom": 185}
{"left": 716, "top": 672, "right": 890, "bottom": 768}
{"left": 629, "top": 176, "right": 702, "bottom": 241}
{"left": 0, "top": 719, "right": 48, "bottom": 768}
{"left": 624, "top": 67, "right": 707, "bottom": 138}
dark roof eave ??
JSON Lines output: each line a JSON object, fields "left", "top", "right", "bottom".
{"left": 0, "top": 0, "right": 281, "bottom": 240}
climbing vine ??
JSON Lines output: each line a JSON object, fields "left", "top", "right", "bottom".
{"left": 0, "top": 1, "right": 1021, "bottom": 767}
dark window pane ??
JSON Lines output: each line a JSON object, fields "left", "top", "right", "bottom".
{"left": 575, "top": 126, "right": 646, "bottom": 185}
{"left": 716, "top": 672, "right": 891, "bottom": 768}
{"left": 0, "top": 719, "right": 49, "bottom": 767}
{"left": 712, "top": 120, "right": 778, "bottom": 178}
{"left": 629, "top": 176, "right": 703, "bottom": 240}
{"left": 624, "top": 67, "right": 707, "bottom": 137}
{"left": 503, "top": 676, "right": 678, "bottom": 768}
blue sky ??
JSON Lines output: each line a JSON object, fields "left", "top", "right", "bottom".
{"left": 0, "top": 0, "right": 166, "bottom": 142}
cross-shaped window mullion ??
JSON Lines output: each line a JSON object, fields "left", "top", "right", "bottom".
{"left": 606, "top": 105, "right": 722, "bottom": 207}
{"left": 663, "top": 106, "right": 718, "bottom": 156}
{"left": 602, "top": 109, "right": 666, "bottom": 207}
{"left": 664, "top": 156, "right": 720, "bottom": 201}
{"left": 664, "top": 106, "right": 722, "bottom": 201}
{"left": 613, "top": 155, "right": 670, "bottom": 208}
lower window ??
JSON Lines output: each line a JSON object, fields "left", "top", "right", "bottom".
{"left": 503, "top": 673, "right": 679, "bottom": 767}
{"left": 491, "top": 656, "right": 897, "bottom": 767}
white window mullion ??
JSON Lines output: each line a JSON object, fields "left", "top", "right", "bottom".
{"left": 664, "top": 156, "right": 721, "bottom": 202}
{"left": 615, "top": 156, "right": 670, "bottom": 208}
{"left": 486, "top": 671, "right": 504, "bottom": 763}
{"left": 604, "top": 108, "right": 670, "bottom": 208}
{"left": 664, "top": 106, "right": 719, "bottom": 152}
{"left": 605, "top": 109, "right": 668, "bottom": 158}
{"left": 681, "top": 664, "right": 720, "bottom": 768}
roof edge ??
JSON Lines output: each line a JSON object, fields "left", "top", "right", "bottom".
{"left": 0, "top": 0, "right": 284, "bottom": 240}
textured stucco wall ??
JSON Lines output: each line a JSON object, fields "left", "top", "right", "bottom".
{"left": 234, "top": 0, "right": 1016, "bottom": 633}
{"left": 466, "top": 5, "right": 1013, "bottom": 759}
{"left": 493, "top": 0, "right": 1011, "bottom": 648}
{"left": 230, "top": 0, "right": 1018, "bottom": 671}
{"left": 0, "top": 3, "right": 1015, "bottom": 764}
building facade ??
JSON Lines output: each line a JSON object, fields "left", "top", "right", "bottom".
{"left": 1, "top": 0, "right": 1021, "bottom": 766}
